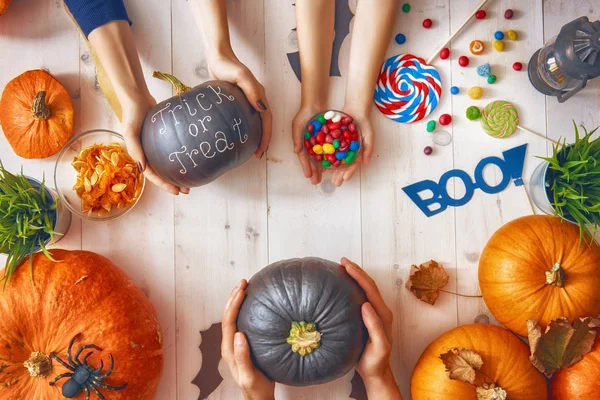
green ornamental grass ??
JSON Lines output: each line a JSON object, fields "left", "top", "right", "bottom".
{"left": 539, "top": 122, "right": 600, "bottom": 243}
{"left": 0, "top": 162, "right": 61, "bottom": 287}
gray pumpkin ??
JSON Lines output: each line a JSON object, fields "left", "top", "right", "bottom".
{"left": 237, "top": 257, "right": 368, "bottom": 386}
{"left": 141, "top": 72, "right": 262, "bottom": 188}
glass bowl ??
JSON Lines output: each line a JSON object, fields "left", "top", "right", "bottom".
{"left": 303, "top": 110, "right": 362, "bottom": 169}
{"left": 54, "top": 129, "right": 145, "bottom": 221}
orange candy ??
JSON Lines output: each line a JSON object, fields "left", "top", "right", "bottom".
{"left": 469, "top": 40, "right": 485, "bottom": 55}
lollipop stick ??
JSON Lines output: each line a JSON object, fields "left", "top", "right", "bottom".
{"left": 516, "top": 125, "right": 559, "bottom": 145}
{"left": 427, "top": 0, "right": 492, "bottom": 64}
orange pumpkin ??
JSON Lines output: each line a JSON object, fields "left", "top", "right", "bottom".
{"left": 0, "top": 250, "right": 163, "bottom": 400}
{"left": 553, "top": 334, "right": 600, "bottom": 399}
{"left": 411, "top": 324, "right": 547, "bottom": 400}
{"left": 0, "top": 69, "right": 74, "bottom": 159}
{"left": 479, "top": 215, "right": 600, "bottom": 337}
{"left": 0, "top": 0, "right": 11, "bottom": 17}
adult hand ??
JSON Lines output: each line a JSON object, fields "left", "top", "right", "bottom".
{"left": 208, "top": 55, "right": 272, "bottom": 159}
{"left": 341, "top": 258, "right": 403, "bottom": 399}
{"left": 120, "top": 94, "right": 190, "bottom": 195}
{"left": 221, "top": 279, "right": 275, "bottom": 400}
{"left": 330, "top": 109, "right": 375, "bottom": 187}
{"left": 292, "top": 105, "right": 325, "bottom": 185}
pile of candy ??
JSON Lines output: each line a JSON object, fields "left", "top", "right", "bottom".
{"left": 304, "top": 111, "right": 361, "bottom": 169}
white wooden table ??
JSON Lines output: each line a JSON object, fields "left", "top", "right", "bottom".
{"left": 1, "top": 1, "right": 599, "bottom": 399}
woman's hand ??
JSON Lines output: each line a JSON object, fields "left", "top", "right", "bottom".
{"left": 221, "top": 280, "right": 276, "bottom": 400}
{"left": 207, "top": 55, "right": 272, "bottom": 159}
{"left": 341, "top": 258, "right": 403, "bottom": 400}
{"left": 292, "top": 105, "right": 325, "bottom": 185}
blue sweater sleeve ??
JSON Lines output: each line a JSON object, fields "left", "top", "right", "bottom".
{"left": 64, "top": 0, "right": 132, "bottom": 38}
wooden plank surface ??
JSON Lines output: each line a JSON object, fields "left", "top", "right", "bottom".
{"left": 0, "top": 1, "right": 598, "bottom": 399}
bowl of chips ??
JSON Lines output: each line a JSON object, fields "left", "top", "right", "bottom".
{"left": 54, "top": 130, "right": 145, "bottom": 221}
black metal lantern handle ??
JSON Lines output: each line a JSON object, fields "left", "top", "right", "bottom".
{"left": 557, "top": 75, "right": 588, "bottom": 103}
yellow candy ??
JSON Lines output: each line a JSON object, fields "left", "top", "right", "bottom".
{"left": 507, "top": 30, "right": 518, "bottom": 40}
{"left": 323, "top": 143, "right": 336, "bottom": 154}
{"left": 313, "top": 144, "right": 324, "bottom": 155}
{"left": 494, "top": 40, "right": 505, "bottom": 51}
{"left": 468, "top": 86, "right": 483, "bottom": 100}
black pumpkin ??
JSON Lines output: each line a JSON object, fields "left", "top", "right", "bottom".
{"left": 237, "top": 257, "right": 368, "bottom": 386}
{"left": 141, "top": 72, "right": 262, "bottom": 188}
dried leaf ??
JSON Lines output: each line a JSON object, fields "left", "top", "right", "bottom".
{"left": 527, "top": 316, "right": 600, "bottom": 378}
{"left": 439, "top": 348, "right": 483, "bottom": 385}
{"left": 476, "top": 383, "right": 507, "bottom": 400}
{"left": 406, "top": 260, "right": 449, "bottom": 305}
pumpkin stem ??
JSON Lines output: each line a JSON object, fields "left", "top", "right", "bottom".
{"left": 286, "top": 321, "right": 322, "bottom": 356}
{"left": 545, "top": 263, "right": 567, "bottom": 287}
{"left": 152, "top": 71, "right": 192, "bottom": 95}
{"left": 23, "top": 352, "right": 52, "bottom": 378}
{"left": 31, "top": 91, "right": 50, "bottom": 120}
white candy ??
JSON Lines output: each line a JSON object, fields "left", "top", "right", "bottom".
{"left": 323, "top": 110, "right": 336, "bottom": 120}
{"left": 331, "top": 113, "right": 342, "bottom": 123}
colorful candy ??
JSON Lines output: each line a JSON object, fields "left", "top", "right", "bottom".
{"left": 480, "top": 100, "right": 518, "bottom": 138}
{"left": 494, "top": 40, "right": 505, "bottom": 51}
{"left": 458, "top": 56, "right": 470, "bottom": 67}
{"left": 494, "top": 31, "right": 505, "bottom": 40}
{"left": 487, "top": 75, "right": 497, "bottom": 84}
{"left": 304, "top": 111, "right": 361, "bottom": 168}
{"left": 475, "top": 10, "right": 486, "bottom": 19}
{"left": 469, "top": 40, "right": 485, "bottom": 55}
{"left": 477, "top": 63, "right": 491, "bottom": 77}
{"left": 427, "top": 120, "right": 436, "bottom": 132}
{"left": 402, "top": 3, "right": 411, "bottom": 13}
{"left": 395, "top": 33, "right": 407, "bottom": 45}
{"left": 507, "top": 30, "right": 518, "bottom": 40}
{"left": 450, "top": 86, "right": 460, "bottom": 95}
{"left": 466, "top": 106, "right": 482, "bottom": 121}
{"left": 468, "top": 86, "right": 483, "bottom": 100}
{"left": 374, "top": 54, "right": 442, "bottom": 123}
{"left": 513, "top": 62, "right": 523, "bottom": 71}
{"left": 439, "top": 114, "right": 452, "bottom": 126}
{"left": 504, "top": 9, "right": 514, "bottom": 19}
{"left": 440, "top": 47, "right": 450, "bottom": 60}
{"left": 424, "top": 146, "right": 433, "bottom": 156}
{"left": 422, "top": 19, "right": 433, "bottom": 29}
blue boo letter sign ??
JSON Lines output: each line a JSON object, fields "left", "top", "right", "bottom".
{"left": 402, "top": 144, "right": 528, "bottom": 217}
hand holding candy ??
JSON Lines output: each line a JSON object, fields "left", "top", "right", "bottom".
{"left": 293, "top": 106, "right": 324, "bottom": 185}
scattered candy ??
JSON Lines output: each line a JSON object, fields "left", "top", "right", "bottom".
{"left": 423, "top": 18, "right": 433, "bottom": 29}
{"left": 424, "top": 146, "right": 433, "bottom": 156}
{"left": 481, "top": 100, "right": 519, "bottom": 138}
{"left": 395, "top": 33, "right": 407, "bottom": 45}
{"left": 513, "top": 62, "right": 523, "bottom": 71}
{"left": 458, "top": 56, "right": 470, "bottom": 67}
{"left": 507, "top": 30, "right": 518, "bottom": 40}
{"left": 487, "top": 75, "right": 497, "bottom": 84}
{"left": 450, "top": 86, "right": 460, "bottom": 95}
{"left": 466, "top": 106, "right": 482, "bottom": 121}
{"left": 494, "top": 31, "right": 505, "bottom": 40}
{"left": 374, "top": 54, "right": 442, "bottom": 123}
{"left": 304, "top": 111, "right": 361, "bottom": 168}
{"left": 426, "top": 120, "right": 437, "bottom": 132}
{"left": 440, "top": 47, "right": 450, "bottom": 60}
{"left": 475, "top": 10, "right": 486, "bottom": 19}
{"left": 494, "top": 40, "right": 505, "bottom": 51}
{"left": 402, "top": 3, "right": 411, "bottom": 13}
{"left": 468, "top": 86, "right": 483, "bottom": 100}
{"left": 469, "top": 40, "right": 485, "bottom": 55}
{"left": 476, "top": 63, "right": 491, "bottom": 77}
{"left": 504, "top": 9, "right": 514, "bottom": 19}
{"left": 439, "top": 114, "right": 452, "bottom": 126}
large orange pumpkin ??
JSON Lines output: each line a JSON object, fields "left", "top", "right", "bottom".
{"left": 0, "top": 250, "right": 163, "bottom": 399}
{"left": 553, "top": 334, "right": 600, "bottom": 399}
{"left": 0, "top": 0, "right": 11, "bottom": 17}
{"left": 0, "top": 69, "right": 74, "bottom": 159}
{"left": 411, "top": 324, "right": 547, "bottom": 399}
{"left": 479, "top": 215, "right": 600, "bottom": 337}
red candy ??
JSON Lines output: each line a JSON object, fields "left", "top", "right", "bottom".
{"left": 513, "top": 62, "right": 523, "bottom": 71}
{"left": 331, "top": 129, "right": 342, "bottom": 139}
{"left": 504, "top": 9, "right": 514, "bottom": 19}
{"left": 352, "top": 133, "right": 359, "bottom": 141}
{"left": 344, "top": 131, "right": 352, "bottom": 140}
{"left": 333, "top": 160, "right": 342, "bottom": 168}
{"left": 348, "top": 123, "right": 357, "bottom": 133}
{"left": 325, "top": 154, "right": 336, "bottom": 163}
{"left": 325, "top": 134, "right": 334, "bottom": 144}
{"left": 422, "top": 18, "right": 433, "bottom": 29}
{"left": 321, "top": 125, "right": 329, "bottom": 134}
{"left": 315, "top": 154, "right": 323, "bottom": 162}
{"left": 341, "top": 125, "right": 348, "bottom": 132}
{"left": 307, "top": 124, "right": 314, "bottom": 133}
{"left": 475, "top": 10, "right": 486, "bottom": 19}
{"left": 308, "top": 148, "right": 315, "bottom": 156}
{"left": 439, "top": 114, "right": 452, "bottom": 126}
{"left": 304, "top": 139, "right": 310, "bottom": 148}
{"left": 458, "top": 56, "right": 470, "bottom": 67}
{"left": 424, "top": 146, "right": 433, "bottom": 156}
{"left": 327, "top": 122, "right": 341, "bottom": 130}
{"left": 440, "top": 47, "right": 450, "bottom": 60}
{"left": 341, "top": 116, "right": 353, "bottom": 125}
{"left": 316, "top": 131, "right": 325, "bottom": 144}
{"left": 309, "top": 136, "right": 316, "bottom": 146}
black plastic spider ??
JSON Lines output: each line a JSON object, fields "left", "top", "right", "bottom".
{"left": 49, "top": 334, "right": 128, "bottom": 400}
